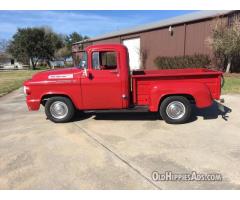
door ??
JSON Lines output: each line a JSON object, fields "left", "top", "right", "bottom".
{"left": 123, "top": 38, "right": 140, "bottom": 71}
{"left": 81, "top": 50, "right": 123, "bottom": 109}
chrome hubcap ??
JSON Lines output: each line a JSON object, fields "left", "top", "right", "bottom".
{"left": 166, "top": 101, "right": 186, "bottom": 120}
{"left": 50, "top": 101, "right": 68, "bottom": 119}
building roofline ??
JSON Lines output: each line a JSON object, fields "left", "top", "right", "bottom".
{"left": 73, "top": 10, "right": 234, "bottom": 45}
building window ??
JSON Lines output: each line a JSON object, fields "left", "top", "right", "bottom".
{"left": 11, "top": 59, "right": 14, "bottom": 65}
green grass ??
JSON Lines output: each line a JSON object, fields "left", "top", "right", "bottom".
{"left": 0, "top": 70, "right": 42, "bottom": 96}
{"left": 36, "top": 66, "right": 49, "bottom": 70}
{"left": 222, "top": 76, "right": 240, "bottom": 94}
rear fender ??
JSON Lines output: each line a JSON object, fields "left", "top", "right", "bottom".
{"left": 149, "top": 82, "right": 213, "bottom": 112}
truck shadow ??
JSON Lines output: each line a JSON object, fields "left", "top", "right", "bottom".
{"left": 73, "top": 101, "right": 232, "bottom": 123}
{"left": 74, "top": 110, "right": 159, "bottom": 121}
{"left": 192, "top": 101, "right": 232, "bottom": 121}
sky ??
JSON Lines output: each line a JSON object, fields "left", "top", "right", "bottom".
{"left": 0, "top": 10, "right": 197, "bottom": 40}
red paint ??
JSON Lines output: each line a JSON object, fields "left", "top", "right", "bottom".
{"left": 24, "top": 44, "right": 222, "bottom": 113}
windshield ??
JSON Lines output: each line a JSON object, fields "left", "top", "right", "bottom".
{"left": 78, "top": 52, "right": 88, "bottom": 69}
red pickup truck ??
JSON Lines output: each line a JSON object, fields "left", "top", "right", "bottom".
{"left": 24, "top": 44, "right": 223, "bottom": 124}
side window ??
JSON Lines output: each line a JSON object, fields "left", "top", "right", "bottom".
{"left": 92, "top": 51, "right": 117, "bottom": 70}
{"left": 92, "top": 52, "right": 100, "bottom": 69}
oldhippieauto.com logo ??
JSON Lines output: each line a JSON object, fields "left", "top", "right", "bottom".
{"left": 152, "top": 171, "right": 222, "bottom": 182}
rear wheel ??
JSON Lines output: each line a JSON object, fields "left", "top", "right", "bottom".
{"left": 45, "top": 96, "right": 75, "bottom": 123}
{"left": 159, "top": 96, "right": 191, "bottom": 124}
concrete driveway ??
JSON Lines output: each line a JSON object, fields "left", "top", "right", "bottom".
{"left": 0, "top": 88, "right": 240, "bottom": 189}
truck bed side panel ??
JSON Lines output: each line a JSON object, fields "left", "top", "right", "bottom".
{"left": 132, "top": 69, "right": 222, "bottom": 111}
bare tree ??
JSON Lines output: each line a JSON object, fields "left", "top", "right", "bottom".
{"left": 0, "top": 39, "right": 9, "bottom": 53}
{"left": 207, "top": 18, "right": 240, "bottom": 73}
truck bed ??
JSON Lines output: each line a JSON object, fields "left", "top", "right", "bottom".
{"left": 131, "top": 68, "right": 222, "bottom": 77}
{"left": 131, "top": 68, "right": 223, "bottom": 106}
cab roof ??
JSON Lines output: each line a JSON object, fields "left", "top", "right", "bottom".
{"left": 85, "top": 44, "right": 127, "bottom": 51}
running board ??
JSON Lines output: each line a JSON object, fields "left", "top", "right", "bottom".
{"left": 84, "top": 106, "right": 149, "bottom": 113}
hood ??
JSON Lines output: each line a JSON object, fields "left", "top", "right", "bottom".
{"left": 24, "top": 67, "right": 82, "bottom": 85}
{"left": 33, "top": 67, "right": 81, "bottom": 80}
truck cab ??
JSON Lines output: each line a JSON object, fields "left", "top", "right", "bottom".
{"left": 79, "top": 44, "right": 130, "bottom": 110}
{"left": 24, "top": 44, "right": 223, "bottom": 124}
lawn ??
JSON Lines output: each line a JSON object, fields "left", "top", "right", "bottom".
{"left": 222, "top": 74, "right": 240, "bottom": 94}
{"left": 0, "top": 70, "right": 42, "bottom": 96}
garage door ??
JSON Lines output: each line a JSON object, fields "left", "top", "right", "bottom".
{"left": 122, "top": 38, "right": 140, "bottom": 71}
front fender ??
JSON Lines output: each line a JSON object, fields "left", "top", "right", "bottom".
{"left": 149, "top": 82, "right": 213, "bottom": 112}
{"left": 40, "top": 91, "right": 80, "bottom": 109}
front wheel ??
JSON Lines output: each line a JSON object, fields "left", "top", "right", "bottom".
{"left": 45, "top": 96, "right": 75, "bottom": 123}
{"left": 159, "top": 96, "right": 192, "bottom": 124}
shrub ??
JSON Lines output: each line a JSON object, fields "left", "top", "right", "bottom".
{"left": 154, "top": 54, "right": 211, "bottom": 69}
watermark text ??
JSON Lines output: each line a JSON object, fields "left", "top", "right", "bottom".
{"left": 152, "top": 171, "right": 222, "bottom": 182}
